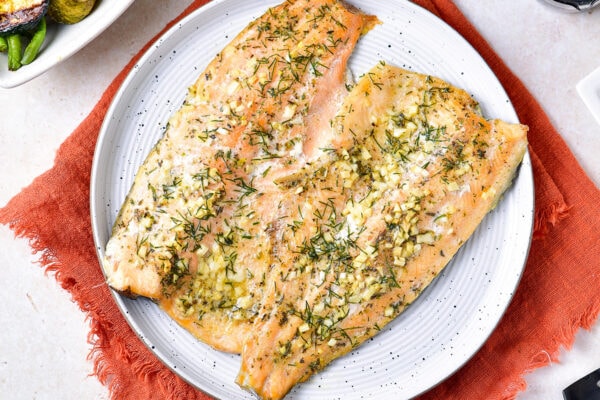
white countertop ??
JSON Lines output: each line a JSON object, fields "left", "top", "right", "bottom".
{"left": 1, "top": 0, "right": 599, "bottom": 399}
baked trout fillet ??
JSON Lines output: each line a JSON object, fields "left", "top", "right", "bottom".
{"left": 100, "top": 0, "right": 528, "bottom": 398}
{"left": 101, "top": 0, "right": 378, "bottom": 354}
{"left": 236, "top": 62, "right": 528, "bottom": 399}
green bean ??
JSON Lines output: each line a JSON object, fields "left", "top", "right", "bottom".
{"left": 7, "top": 34, "right": 22, "bottom": 71}
{"left": 21, "top": 17, "right": 46, "bottom": 65}
{"left": 0, "top": 36, "right": 7, "bottom": 53}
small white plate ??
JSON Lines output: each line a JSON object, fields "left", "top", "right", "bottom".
{"left": 577, "top": 66, "right": 600, "bottom": 126}
{"left": 91, "top": 1, "right": 534, "bottom": 399}
{"left": 0, "top": 0, "right": 134, "bottom": 88}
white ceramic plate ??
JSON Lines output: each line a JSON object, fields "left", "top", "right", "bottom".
{"left": 91, "top": 1, "right": 534, "bottom": 399}
{"left": 0, "top": 0, "right": 134, "bottom": 88}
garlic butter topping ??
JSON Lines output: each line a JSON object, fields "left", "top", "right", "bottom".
{"left": 101, "top": 1, "right": 527, "bottom": 398}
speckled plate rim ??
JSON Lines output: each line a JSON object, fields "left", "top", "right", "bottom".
{"left": 90, "top": 1, "right": 534, "bottom": 399}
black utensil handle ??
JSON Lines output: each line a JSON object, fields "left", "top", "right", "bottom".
{"left": 563, "top": 368, "right": 600, "bottom": 400}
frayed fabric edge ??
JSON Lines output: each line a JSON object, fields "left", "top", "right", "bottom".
{"left": 533, "top": 201, "right": 571, "bottom": 239}
{"left": 501, "top": 301, "right": 600, "bottom": 400}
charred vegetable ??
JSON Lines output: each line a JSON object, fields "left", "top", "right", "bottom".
{"left": 1, "top": 16, "right": 46, "bottom": 71}
{"left": 48, "top": 0, "right": 96, "bottom": 24}
{"left": 0, "top": 0, "right": 98, "bottom": 72}
{"left": 1, "top": 0, "right": 48, "bottom": 70}
{"left": 0, "top": 0, "right": 48, "bottom": 34}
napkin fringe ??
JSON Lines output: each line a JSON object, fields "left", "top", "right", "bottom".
{"left": 2, "top": 216, "right": 65, "bottom": 284}
{"left": 88, "top": 313, "right": 211, "bottom": 400}
{"left": 504, "top": 301, "right": 600, "bottom": 399}
{"left": 0, "top": 213, "right": 203, "bottom": 400}
{"left": 88, "top": 321, "right": 180, "bottom": 400}
{"left": 533, "top": 201, "right": 571, "bottom": 239}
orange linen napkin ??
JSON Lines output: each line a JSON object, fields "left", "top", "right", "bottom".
{"left": 1, "top": 1, "right": 599, "bottom": 399}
